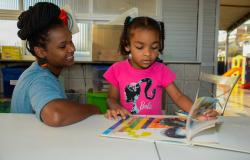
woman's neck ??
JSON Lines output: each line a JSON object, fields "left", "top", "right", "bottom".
{"left": 47, "top": 65, "right": 62, "bottom": 77}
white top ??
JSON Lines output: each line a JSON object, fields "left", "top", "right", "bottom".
{"left": 0, "top": 114, "right": 250, "bottom": 160}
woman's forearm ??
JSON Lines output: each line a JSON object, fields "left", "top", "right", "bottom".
{"left": 41, "top": 99, "right": 100, "bottom": 127}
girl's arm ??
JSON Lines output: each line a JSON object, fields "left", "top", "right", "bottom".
{"left": 105, "top": 85, "right": 131, "bottom": 120}
{"left": 165, "top": 83, "right": 218, "bottom": 119}
{"left": 107, "top": 85, "right": 121, "bottom": 110}
{"left": 165, "top": 83, "right": 193, "bottom": 112}
{"left": 41, "top": 100, "right": 101, "bottom": 127}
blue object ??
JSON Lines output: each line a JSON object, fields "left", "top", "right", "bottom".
{"left": 93, "top": 65, "right": 110, "bottom": 70}
{"left": 1, "top": 67, "right": 26, "bottom": 97}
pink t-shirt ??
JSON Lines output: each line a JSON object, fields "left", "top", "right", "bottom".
{"left": 104, "top": 59, "right": 176, "bottom": 115}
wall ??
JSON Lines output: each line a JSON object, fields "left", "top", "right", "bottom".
{"left": 160, "top": 0, "right": 219, "bottom": 113}
{"left": 200, "top": 0, "right": 218, "bottom": 74}
{"left": 161, "top": 0, "right": 218, "bottom": 66}
{"left": 162, "top": 0, "right": 198, "bottom": 61}
{"left": 163, "top": 63, "right": 200, "bottom": 114}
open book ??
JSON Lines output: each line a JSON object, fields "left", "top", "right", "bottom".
{"left": 101, "top": 97, "right": 219, "bottom": 145}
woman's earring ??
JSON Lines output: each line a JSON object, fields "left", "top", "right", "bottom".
{"left": 41, "top": 63, "right": 48, "bottom": 68}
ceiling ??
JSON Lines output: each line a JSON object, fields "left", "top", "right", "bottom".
{"left": 220, "top": 0, "right": 250, "bottom": 32}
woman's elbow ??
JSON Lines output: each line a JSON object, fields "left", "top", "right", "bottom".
{"left": 40, "top": 106, "right": 66, "bottom": 127}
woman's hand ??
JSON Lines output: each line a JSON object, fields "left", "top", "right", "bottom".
{"left": 104, "top": 105, "right": 131, "bottom": 120}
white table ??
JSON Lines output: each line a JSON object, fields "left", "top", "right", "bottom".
{"left": 156, "top": 116, "right": 250, "bottom": 160}
{"left": 156, "top": 142, "right": 250, "bottom": 160}
{"left": 0, "top": 113, "right": 159, "bottom": 160}
{"left": 1, "top": 114, "right": 250, "bottom": 160}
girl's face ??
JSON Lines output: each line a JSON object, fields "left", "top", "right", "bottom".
{"left": 42, "top": 25, "right": 75, "bottom": 75}
{"left": 126, "top": 28, "right": 160, "bottom": 69}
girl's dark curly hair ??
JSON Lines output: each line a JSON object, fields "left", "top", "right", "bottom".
{"left": 119, "top": 16, "right": 165, "bottom": 55}
{"left": 17, "top": 2, "right": 64, "bottom": 64}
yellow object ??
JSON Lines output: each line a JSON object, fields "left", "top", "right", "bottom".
{"left": 134, "top": 117, "right": 149, "bottom": 130}
{"left": 131, "top": 134, "right": 140, "bottom": 138}
{"left": 140, "top": 132, "right": 152, "bottom": 137}
{"left": 125, "top": 127, "right": 152, "bottom": 138}
{"left": 227, "top": 55, "right": 246, "bottom": 84}
{"left": 1, "top": 46, "right": 22, "bottom": 60}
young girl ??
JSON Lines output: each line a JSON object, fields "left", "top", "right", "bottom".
{"left": 104, "top": 16, "right": 217, "bottom": 120}
{"left": 11, "top": 2, "right": 100, "bottom": 127}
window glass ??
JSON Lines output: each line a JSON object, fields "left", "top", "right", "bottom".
{"left": 73, "top": 22, "right": 91, "bottom": 56}
{"left": 0, "top": 20, "right": 21, "bottom": 46}
{"left": 24, "top": 0, "right": 89, "bottom": 13}
{"left": 0, "top": 21, "right": 91, "bottom": 56}
{"left": 0, "top": 0, "right": 19, "bottom": 10}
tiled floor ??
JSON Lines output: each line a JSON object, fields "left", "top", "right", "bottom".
{"left": 224, "top": 87, "right": 250, "bottom": 117}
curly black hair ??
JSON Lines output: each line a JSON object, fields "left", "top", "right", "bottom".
{"left": 119, "top": 16, "right": 165, "bottom": 55}
{"left": 17, "top": 2, "right": 64, "bottom": 64}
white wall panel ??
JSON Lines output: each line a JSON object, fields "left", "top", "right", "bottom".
{"left": 162, "top": 0, "right": 198, "bottom": 62}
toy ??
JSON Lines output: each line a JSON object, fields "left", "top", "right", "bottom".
{"left": 223, "top": 55, "right": 250, "bottom": 89}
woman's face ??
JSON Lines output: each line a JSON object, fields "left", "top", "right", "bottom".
{"left": 44, "top": 25, "right": 75, "bottom": 74}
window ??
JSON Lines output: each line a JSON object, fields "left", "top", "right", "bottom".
{"left": 0, "top": 20, "right": 21, "bottom": 46}
{"left": 0, "top": 0, "right": 92, "bottom": 60}
{"left": 73, "top": 22, "right": 91, "bottom": 57}
{"left": 23, "top": 0, "right": 89, "bottom": 13}
{"left": 0, "top": 0, "right": 160, "bottom": 61}
{"left": 0, "top": 0, "right": 19, "bottom": 10}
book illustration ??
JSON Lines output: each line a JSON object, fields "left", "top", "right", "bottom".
{"left": 102, "top": 116, "right": 189, "bottom": 142}
{"left": 186, "top": 97, "right": 219, "bottom": 141}
{"left": 190, "top": 96, "right": 218, "bottom": 119}
{"left": 163, "top": 126, "right": 186, "bottom": 139}
{"left": 102, "top": 96, "right": 220, "bottom": 144}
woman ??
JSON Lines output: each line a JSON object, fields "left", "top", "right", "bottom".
{"left": 11, "top": 2, "right": 100, "bottom": 127}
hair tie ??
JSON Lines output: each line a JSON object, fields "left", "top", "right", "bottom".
{"left": 59, "top": 9, "right": 68, "bottom": 26}
{"left": 128, "top": 17, "right": 133, "bottom": 24}
{"left": 158, "top": 22, "right": 161, "bottom": 31}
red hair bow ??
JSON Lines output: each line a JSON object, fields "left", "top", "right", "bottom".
{"left": 59, "top": 9, "right": 68, "bottom": 26}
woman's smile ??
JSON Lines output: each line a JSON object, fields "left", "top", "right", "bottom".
{"left": 66, "top": 55, "right": 74, "bottom": 61}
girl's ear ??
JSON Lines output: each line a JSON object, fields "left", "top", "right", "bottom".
{"left": 34, "top": 47, "right": 47, "bottom": 59}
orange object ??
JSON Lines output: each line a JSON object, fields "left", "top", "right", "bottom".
{"left": 41, "top": 63, "right": 48, "bottom": 68}
{"left": 223, "top": 67, "right": 242, "bottom": 77}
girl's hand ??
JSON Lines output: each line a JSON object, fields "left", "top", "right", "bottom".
{"left": 197, "top": 109, "right": 219, "bottom": 121}
{"left": 104, "top": 106, "right": 131, "bottom": 120}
